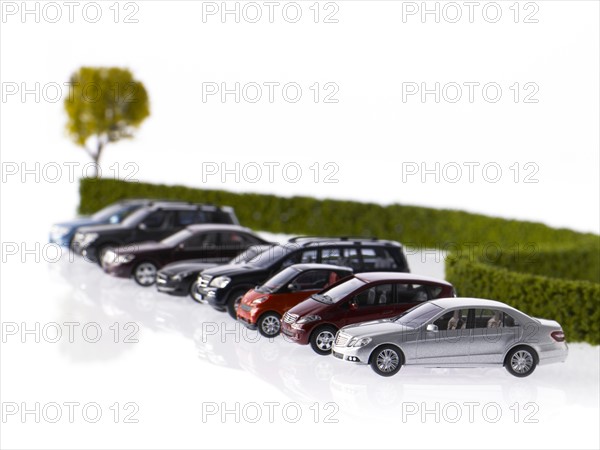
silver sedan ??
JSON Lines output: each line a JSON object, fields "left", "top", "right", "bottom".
{"left": 331, "top": 297, "right": 568, "bottom": 377}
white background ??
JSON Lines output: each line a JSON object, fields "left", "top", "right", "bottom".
{"left": 1, "top": 1, "right": 599, "bottom": 449}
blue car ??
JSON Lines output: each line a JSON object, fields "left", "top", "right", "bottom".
{"left": 49, "top": 199, "right": 169, "bottom": 247}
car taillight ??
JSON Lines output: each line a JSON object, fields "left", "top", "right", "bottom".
{"left": 551, "top": 331, "right": 565, "bottom": 342}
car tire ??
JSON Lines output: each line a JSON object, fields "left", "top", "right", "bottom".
{"left": 226, "top": 289, "right": 249, "bottom": 319}
{"left": 310, "top": 325, "right": 338, "bottom": 355}
{"left": 370, "top": 345, "right": 403, "bottom": 377}
{"left": 133, "top": 261, "right": 158, "bottom": 287}
{"left": 257, "top": 312, "right": 282, "bottom": 338}
{"left": 505, "top": 346, "right": 537, "bottom": 377}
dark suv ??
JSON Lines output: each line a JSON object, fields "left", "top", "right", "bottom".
{"left": 71, "top": 202, "right": 239, "bottom": 263}
{"left": 194, "top": 237, "right": 410, "bottom": 318}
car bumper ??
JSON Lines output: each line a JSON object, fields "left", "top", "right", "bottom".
{"left": 280, "top": 322, "right": 311, "bottom": 345}
{"left": 156, "top": 276, "right": 189, "bottom": 296}
{"left": 103, "top": 263, "right": 133, "bottom": 279}
{"left": 538, "top": 342, "right": 569, "bottom": 365}
{"left": 331, "top": 344, "right": 370, "bottom": 364}
{"left": 237, "top": 314, "right": 258, "bottom": 330}
{"left": 201, "top": 288, "right": 226, "bottom": 310}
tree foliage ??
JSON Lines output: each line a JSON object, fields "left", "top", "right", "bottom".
{"left": 64, "top": 67, "right": 150, "bottom": 172}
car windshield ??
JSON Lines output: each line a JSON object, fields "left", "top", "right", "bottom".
{"left": 256, "top": 266, "right": 301, "bottom": 293}
{"left": 246, "top": 245, "right": 294, "bottom": 268}
{"left": 312, "top": 277, "right": 365, "bottom": 304}
{"left": 394, "top": 302, "right": 443, "bottom": 327}
{"left": 91, "top": 204, "right": 135, "bottom": 222}
{"left": 161, "top": 229, "right": 193, "bottom": 246}
{"left": 121, "top": 208, "right": 151, "bottom": 227}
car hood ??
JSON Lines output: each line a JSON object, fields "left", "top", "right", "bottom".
{"left": 202, "top": 263, "right": 263, "bottom": 278}
{"left": 287, "top": 297, "right": 329, "bottom": 317}
{"left": 160, "top": 261, "right": 219, "bottom": 275}
{"left": 76, "top": 223, "right": 131, "bottom": 234}
{"left": 340, "top": 319, "right": 415, "bottom": 338}
{"left": 53, "top": 217, "right": 96, "bottom": 229}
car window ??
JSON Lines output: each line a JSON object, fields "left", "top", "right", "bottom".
{"left": 183, "top": 232, "right": 219, "bottom": 249}
{"left": 291, "top": 270, "right": 331, "bottom": 291}
{"left": 321, "top": 248, "right": 342, "bottom": 265}
{"left": 351, "top": 284, "right": 393, "bottom": 308}
{"left": 175, "top": 210, "right": 204, "bottom": 226}
{"left": 474, "top": 309, "right": 517, "bottom": 329}
{"left": 142, "top": 211, "right": 168, "bottom": 229}
{"left": 433, "top": 309, "right": 470, "bottom": 331}
{"left": 219, "top": 232, "right": 245, "bottom": 246}
{"left": 299, "top": 249, "right": 318, "bottom": 263}
{"left": 361, "top": 247, "right": 400, "bottom": 270}
{"left": 396, "top": 283, "right": 430, "bottom": 303}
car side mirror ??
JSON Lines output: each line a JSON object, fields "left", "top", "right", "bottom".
{"left": 426, "top": 324, "right": 438, "bottom": 333}
{"left": 287, "top": 283, "right": 298, "bottom": 292}
{"left": 109, "top": 215, "right": 119, "bottom": 224}
{"left": 138, "top": 223, "right": 147, "bottom": 230}
{"left": 177, "top": 243, "right": 185, "bottom": 250}
{"left": 349, "top": 301, "right": 358, "bottom": 311}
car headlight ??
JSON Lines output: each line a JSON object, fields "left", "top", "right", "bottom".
{"left": 81, "top": 233, "right": 99, "bottom": 246}
{"left": 297, "top": 315, "right": 321, "bottom": 324}
{"left": 349, "top": 337, "right": 372, "bottom": 347}
{"left": 50, "top": 225, "right": 70, "bottom": 240}
{"left": 114, "top": 254, "right": 135, "bottom": 265}
{"left": 210, "top": 276, "right": 231, "bottom": 288}
{"left": 251, "top": 296, "right": 268, "bottom": 305}
{"left": 172, "top": 271, "right": 193, "bottom": 282}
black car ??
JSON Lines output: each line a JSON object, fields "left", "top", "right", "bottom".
{"left": 156, "top": 244, "right": 273, "bottom": 297}
{"left": 71, "top": 202, "right": 239, "bottom": 263}
{"left": 194, "top": 236, "right": 410, "bottom": 318}
{"left": 102, "top": 225, "right": 271, "bottom": 286}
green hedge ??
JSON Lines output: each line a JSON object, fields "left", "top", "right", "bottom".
{"left": 79, "top": 178, "right": 600, "bottom": 344}
{"left": 446, "top": 256, "right": 600, "bottom": 345}
{"left": 79, "top": 178, "right": 598, "bottom": 249}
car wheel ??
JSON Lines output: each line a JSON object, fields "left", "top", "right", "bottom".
{"left": 310, "top": 325, "right": 337, "bottom": 355}
{"left": 133, "top": 262, "right": 158, "bottom": 287}
{"left": 257, "top": 313, "right": 281, "bottom": 338}
{"left": 226, "top": 289, "right": 248, "bottom": 319}
{"left": 370, "top": 345, "right": 402, "bottom": 377}
{"left": 505, "top": 346, "right": 537, "bottom": 377}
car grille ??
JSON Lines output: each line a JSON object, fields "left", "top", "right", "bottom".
{"left": 283, "top": 312, "right": 299, "bottom": 324}
{"left": 198, "top": 275, "right": 212, "bottom": 288}
{"left": 240, "top": 304, "right": 252, "bottom": 312}
{"left": 335, "top": 332, "right": 351, "bottom": 347}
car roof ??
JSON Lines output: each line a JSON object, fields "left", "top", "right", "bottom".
{"left": 185, "top": 224, "right": 253, "bottom": 233}
{"left": 354, "top": 272, "right": 452, "bottom": 286}
{"left": 429, "top": 297, "right": 511, "bottom": 309}
{"left": 288, "top": 236, "right": 402, "bottom": 248}
{"left": 286, "top": 263, "right": 354, "bottom": 272}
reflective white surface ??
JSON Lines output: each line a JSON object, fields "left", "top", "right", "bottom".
{"left": 1, "top": 244, "right": 598, "bottom": 449}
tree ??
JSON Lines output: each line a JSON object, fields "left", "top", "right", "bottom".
{"left": 64, "top": 67, "right": 150, "bottom": 176}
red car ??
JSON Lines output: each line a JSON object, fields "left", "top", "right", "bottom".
{"left": 237, "top": 264, "right": 353, "bottom": 337}
{"left": 280, "top": 272, "right": 456, "bottom": 354}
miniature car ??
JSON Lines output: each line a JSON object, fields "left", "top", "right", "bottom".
{"left": 156, "top": 244, "right": 272, "bottom": 297}
{"left": 101, "top": 224, "right": 269, "bottom": 286}
{"left": 237, "top": 264, "right": 354, "bottom": 337}
{"left": 49, "top": 199, "right": 160, "bottom": 247}
{"left": 195, "top": 236, "right": 410, "bottom": 318}
{"left": 71, "top": 202, "right": 239, "bottom": 263}
{"left": 280, "top": 272, "right": 455, "bottom": 355}
{"left": 331, "top": 297, "right": 568, "bottom": 377}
